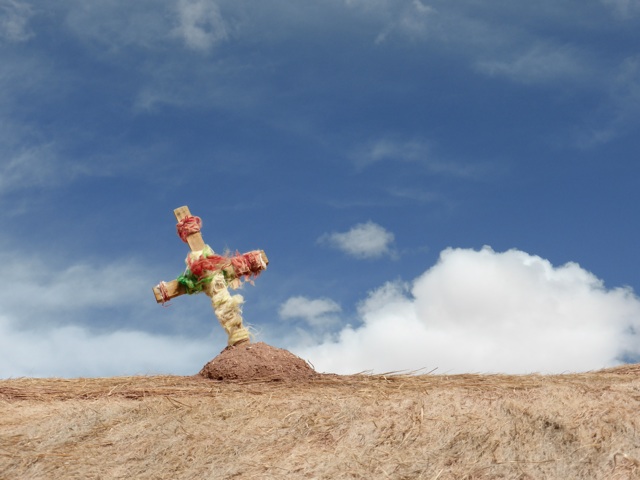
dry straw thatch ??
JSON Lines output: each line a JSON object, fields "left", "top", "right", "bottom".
{"left": 1, "top": 364, "right": 640, "bottom": 479}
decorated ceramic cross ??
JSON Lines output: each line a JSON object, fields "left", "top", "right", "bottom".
{"left": 153, "top": 206, "right": 268, "bottom": 346}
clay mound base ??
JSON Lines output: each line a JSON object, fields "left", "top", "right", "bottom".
{"left": 199, "top": 342, "right": 318, "bottom": 381}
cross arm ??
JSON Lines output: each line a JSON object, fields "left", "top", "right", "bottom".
{"left": 152, "top": 250, "right": 269, "bottom": 303}
{"left": 152, "top": 280, "right": 187, "bottom": 303}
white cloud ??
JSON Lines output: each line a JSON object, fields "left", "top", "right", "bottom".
{"left": 0, "top": 314, "right": 213, "bottom": 378}
{"left": 279, "top": 296, "right": 342, "bottom": 328}
{"left": 0, "top": 243, "right": 228, "bottom": 378}
{"left": 319, "top": 222, "right": 396, "bottom": 259}
{"left": 172, "top": 0, "right": 228, "bottom": 52}
{"left": 0, "top": 0, "right": 33, "bottom": 42}
{"left": 293, "top": 246, "right": 640, "bottom": 374}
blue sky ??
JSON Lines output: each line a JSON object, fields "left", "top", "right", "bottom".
{"left": 2, "top": 0, "right": 640, "bottom": 377}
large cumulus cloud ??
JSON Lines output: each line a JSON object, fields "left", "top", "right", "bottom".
{"left": 293, "top": 246, "right": 640, "bottom": 374}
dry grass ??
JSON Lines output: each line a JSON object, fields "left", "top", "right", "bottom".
{"left": 1, "top": 365, "right": 640, "bottom": 479}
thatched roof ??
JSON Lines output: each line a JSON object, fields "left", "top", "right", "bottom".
{"left": 1, "top": 364, "right": 639, "bottom": 479}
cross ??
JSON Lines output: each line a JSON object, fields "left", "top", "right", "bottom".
{"left": 152, "top": 206, "right": 268, "bottom": 347}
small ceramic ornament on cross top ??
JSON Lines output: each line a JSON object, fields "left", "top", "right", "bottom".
{"left": 152, "top": 206, "right": 268, "bottom": 346}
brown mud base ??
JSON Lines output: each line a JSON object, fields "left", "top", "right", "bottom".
{"left": 198, "top": 341, "right": 318, "bottom": 381}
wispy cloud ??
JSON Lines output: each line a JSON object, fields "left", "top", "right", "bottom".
{"left": 0, "top": 127, "right": 163, "bottom": 196}
{"left": 601, "top": 0, "right": 640, "bottom": 19}
{"left": 609, "top": 53, "right": 640, "bottom": 116}
{"left": 318, "top": 222, "right": 397, "bottom": 259}
{"left": 0, "top": 240, "right": 229, "bottom": 378}
{"left": 63, "top": 0, "right": 230, "bottom": 54}
{"left": 574, "top": 54, "right": 640, "bottom": 147}
{"left": 344, "top": 0, "right": 607, "bottom": 90}
{"left": 0, "top": 0, "right": 34, "bottom": 42}
{"left": 0, "top": 235, "right": 210, "bottom": 335}
{"left": 5, "top": 1, "right": 628, "bottom": 140}
{"left": 0, "top": 143, "right": 61, "bottom": 193}
{"left": 172, "top": 0, "right": 229, "bottom": 52}
{"left": 293, "top": 246, "right": 640, "bottom": 374}
{"left": 352, "top": 138, "right": 429, "bottom": 168}
{"left": 279, "top": 296, "right": 342, "bottom": 328}
{"left": 475, "top": 43, "right": 590, "bottom": 85}
{"left": 0, "top": 249, "right": 150, "bottom": 321}
{"left": 386, "top": 186, "right": 443, "bottom": 204}
{"left": 351, "top": 138, "right": 481, "bottom": 177}
{"left": 372, "top": 0, "right": 435, "bottom": 44}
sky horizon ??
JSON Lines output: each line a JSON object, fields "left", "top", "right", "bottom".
{"left": 1, "top": 0, "right": 640, "bottom": 378}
